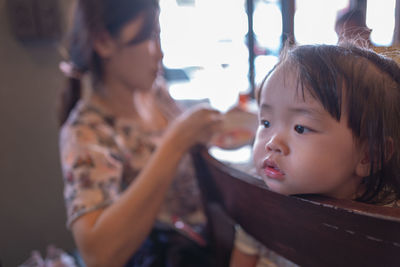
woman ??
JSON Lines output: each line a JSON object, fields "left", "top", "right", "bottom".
{"left": 58, "top": 0, "right": 222, "bottom": 266}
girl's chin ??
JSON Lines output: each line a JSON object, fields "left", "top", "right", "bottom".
{"left": 264, "top": 180, "right": 295, "bottom": 196}
{"left": 264, "top": 183, "right": 287, "bottom": 195}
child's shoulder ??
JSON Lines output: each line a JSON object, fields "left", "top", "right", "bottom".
{"left": 372, "top": 45, "right": 400, "bottom": 65}
{"left": 384, "top": 199, "right": 400, "bottom": 208}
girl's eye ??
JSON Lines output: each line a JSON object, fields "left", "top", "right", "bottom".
{"left": 261, "top": 120, "right": 270, "bottom": 128}
{"left": 294, "top": 125, "right": 311, "bottom": 134}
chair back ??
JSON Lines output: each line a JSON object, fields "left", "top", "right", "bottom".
{"left": 191, "top": 146, "right": 400, "bottom": 267}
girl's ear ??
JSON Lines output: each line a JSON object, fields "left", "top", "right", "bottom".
{"left": 355, "top": 137, "right": 394, "bottom": 177}
{"left": 355, "top": 149, "right": 371, "bottom": 178}
{"left": 93, "top": 31, "right": 117, "bottom": 59}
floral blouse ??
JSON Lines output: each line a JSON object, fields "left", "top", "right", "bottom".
{"left": 234, "top": 225, "right": 298, "bottom": 267}
{"left": 59, "top": 88, "right": 205, "bottom": 229}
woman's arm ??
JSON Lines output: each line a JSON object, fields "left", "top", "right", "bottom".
{"left": 71, "top": 107, "right": 222, "bottom": 267}
{"left": 230, "top": 247, "right": 259, "bottom": 267}
{"left": 230, "top": 224, "right": 262, "bottom": 267}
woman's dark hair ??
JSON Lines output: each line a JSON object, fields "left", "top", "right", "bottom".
{"left": 58, "top": 0, "right": 159, "bottom": 126}
{"left": 259, "top": 43, "right": 400, "bottom": 204}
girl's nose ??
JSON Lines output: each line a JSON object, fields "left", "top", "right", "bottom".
{"left": 266, "top": 135, "right": 289, "bottom": 155}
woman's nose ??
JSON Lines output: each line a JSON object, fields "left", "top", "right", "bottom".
{"left": 266, "top": 135, "right": 288, "bottom": 155}
{"left": 155, "top": 39, "right": 164, "bottom": 62}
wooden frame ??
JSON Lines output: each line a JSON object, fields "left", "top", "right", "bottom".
{"left": 191, "top": 145, "right": 400, "bottom": 267}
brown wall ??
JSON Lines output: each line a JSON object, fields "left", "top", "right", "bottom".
{"left": 0, "top": 0, "right": 75, "bottom": 266}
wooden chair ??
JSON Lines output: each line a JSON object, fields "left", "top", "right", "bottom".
{"left": 191, "top": 146, "right": 400, "bottom": 267}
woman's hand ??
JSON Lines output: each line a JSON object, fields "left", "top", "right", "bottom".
{"left": 165, "top": 105, "right": 223, "bottom": 153}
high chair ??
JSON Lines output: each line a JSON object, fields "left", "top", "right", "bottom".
{"left": 191, "top": 146, "right": 400, "bottom": 267}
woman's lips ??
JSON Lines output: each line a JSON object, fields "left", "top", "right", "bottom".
{"left": 262, "top": 159, "right": 285, "bottom": 180}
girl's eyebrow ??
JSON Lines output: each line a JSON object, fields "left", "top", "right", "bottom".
{"left": 260, "top": 103, "right": 324, "bottom": 120}
{"left": 288, "top": 107, "right": 324, "bottom": 117}
{"left": 260, "top": 103, "right": 322, "bottom": 114}
{"left": 260, "top": 103, "right": 272, "bottom": 111}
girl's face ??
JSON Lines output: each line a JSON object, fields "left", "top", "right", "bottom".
{"left": 253, "top": 64, "right": 367, "bottom": 199}
{"left": 105, "top": 13, "right": 163, "bottom": 91}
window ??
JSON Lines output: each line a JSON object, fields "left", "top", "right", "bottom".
{"left": 253, "top": 0, "right": 281, "bottom": 85}
{"left": 367, "top": 0, "right": 396, "bottom": 46}
{"left": 160, "top": 0, "right": 249, "bottom": 111}
{"left": 160, "top": 0, "right": 400, "bottom": 110}
{"left": 295, "top": 0, "right": 349, "bottom": 45}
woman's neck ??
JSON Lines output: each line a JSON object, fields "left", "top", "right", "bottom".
{"left": 91, "top": 82, "right": 140, "bottom": 119}
{"left": 90, "top": 82, "right": 167, "bottom": 132}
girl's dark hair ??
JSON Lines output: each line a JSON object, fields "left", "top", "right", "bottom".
{"left": 260, "top": 43, "right": 400, "bottom": 204}
{"left": 58, "top": 0, "right": 159, "bottom": 126}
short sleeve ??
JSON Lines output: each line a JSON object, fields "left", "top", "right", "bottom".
{"left": 60, "top": 121, "right": 124, "bottom": 228}
{"left": 234, "top": 224, "right": 264, "bottom": 256}
{"left": 234, "top": 225, "right": 299, "bottom": 267}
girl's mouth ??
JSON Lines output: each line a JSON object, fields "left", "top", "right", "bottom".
{"left": 262, "top": 159, "right": 285, "bottom": 180}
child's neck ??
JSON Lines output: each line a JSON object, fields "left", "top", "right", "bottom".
{"left": 327, "top": 177, "right": 366, "bottom": 201}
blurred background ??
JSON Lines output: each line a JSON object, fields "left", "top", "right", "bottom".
{"left": 160, "top": 0, "right": 398, "bottom": 111}
{"left": 0, "top": 0, "right": 399, "bottom": 266}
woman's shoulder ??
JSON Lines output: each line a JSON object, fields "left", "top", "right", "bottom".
{"left": 64, "top": 100, "right": 116, "bottom": 128}
{"left": 60, "top": 101, "right": 117, "bottom": 146}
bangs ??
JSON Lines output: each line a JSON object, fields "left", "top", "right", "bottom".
{"left": 288, "top": 45, "right": 346, "bottom": 122}
{"left": 105, "top": 0, "right": 159, "bottom": 38}
{"left": 125, "top": 8, "right": 159, "bottom": 46}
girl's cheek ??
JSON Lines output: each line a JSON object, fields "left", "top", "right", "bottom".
{"left": 252, "top": 143, "right": 264, "bottom": 165}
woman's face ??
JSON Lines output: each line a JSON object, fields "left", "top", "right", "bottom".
{"left": 105, "top": 12, "right": 163, "bottom": 91}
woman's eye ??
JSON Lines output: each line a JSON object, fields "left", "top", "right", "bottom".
{"left": 151, "top": 32, "right": 159, "bottom": 40}
{"left": 294, "top": 125, "right": 311, "bottom": 134}
{"left": 261, "top": 120, "right": 270, "bottom": 128}
{"left": 151, "top": 30, "right": 161, "bottom": 40}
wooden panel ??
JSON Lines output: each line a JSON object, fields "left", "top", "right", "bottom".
{"left": 393, "top": 0, "right": 400, "bottom": 45}
{"left": 7, "top": 0, "right": 38, "bottom": 40}
{"left": 281, "top": 0, "right": 295, "bottom": 44}
{"left": 34, "top": 0, "right": 61, "bottom": 40}
{"left": 192, "top": 145, "right": 400, "bottom": 267}
{"left": 7, "top": 0, "right": 61, "bottom": 41}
